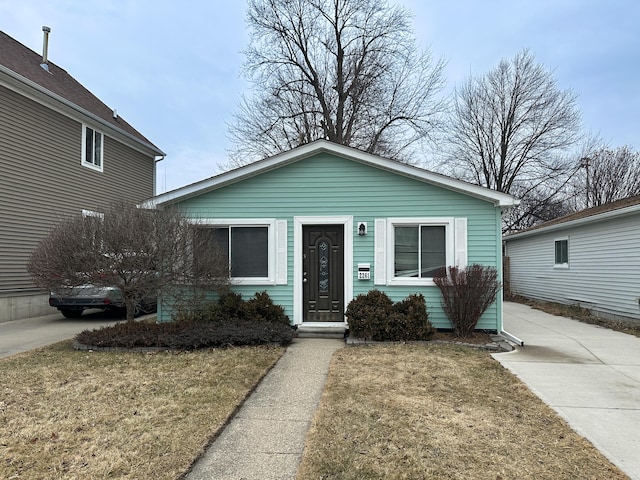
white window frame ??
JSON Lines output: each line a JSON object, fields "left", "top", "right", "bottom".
{"left": 554, "top": 237, "right": 569, "bottom": 269}
{"left": 385, "top": 217, "right": 455, "bottom": 286}
{"left": 190, "top": 218, "right": 286, "bottom": 285}
{"left": 82, "top": 209, "right": 104, "bottom": 220}
{"left": 81, "top": 124, "right": 104, "bottom": 172}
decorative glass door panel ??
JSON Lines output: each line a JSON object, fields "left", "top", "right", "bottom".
{"left": 302, "top": 225, "right": 344, "bottom": 322}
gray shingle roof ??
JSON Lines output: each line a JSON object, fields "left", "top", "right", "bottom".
{"left": 0, "top": 30, "right": 162, "bottom": 154}
{"left": 507, "top": 194, "right": 640, "bottom": 237}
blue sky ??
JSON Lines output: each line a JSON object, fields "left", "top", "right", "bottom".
{"left": 1, "top": 0, "right": 638, "bottom": 193}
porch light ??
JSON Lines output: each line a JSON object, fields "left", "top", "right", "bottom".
{"left": 358, "top": 222, "right": 367, "bottom": 236}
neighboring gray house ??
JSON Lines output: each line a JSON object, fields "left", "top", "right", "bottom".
{"left": 0, "top": 29, "right": 164, "bottom": 322}
{"left": 504, "top": 195, "right": 640, "bottom": 322}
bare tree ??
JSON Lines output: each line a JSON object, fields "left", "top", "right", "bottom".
{"left": 228, "top": 0, "right": 446, "bottom": 165}
{"left": 28, "top": 201, "right": 229, "bottom": 321}
{"left": 572, "top": 146, "right": 640, "bottom": 208}
{"left": 444, "top": 50, "right": 582, "bottom": 232}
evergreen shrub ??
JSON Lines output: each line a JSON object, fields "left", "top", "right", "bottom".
{"left": 345, "top": 290, "right": 435, "bottom": 341}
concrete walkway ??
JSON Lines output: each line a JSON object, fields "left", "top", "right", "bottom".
{"left": 495, "top": 302, "right": 640, "bottom": 480}
{"left": 186, "top": 338, "right": 343, "bottom": 480}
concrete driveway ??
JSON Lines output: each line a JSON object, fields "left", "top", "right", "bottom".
{"left": 0, "top": 310, "right": 141, "bottom": 359}
{"left": 495, "top": 302, "right": 640, "bottom": 480}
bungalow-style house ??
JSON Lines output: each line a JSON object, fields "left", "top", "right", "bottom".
{"left": 503, "top": 195, "right": 640, "bottom": 322}
{"left": 146, "top": 140, "right": 517, "bottom": 334}
{"left": 0, "top": 28, "right": 164, "bottom": 321}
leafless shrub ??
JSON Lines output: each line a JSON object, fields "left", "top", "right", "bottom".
{"left": 28, "top": 201, "right": 229, "bottom": 321}
{"left": 433, "top": 265, "right": 501, "bottom": 337}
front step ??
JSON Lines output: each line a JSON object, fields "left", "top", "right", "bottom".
{"left": 296, "top": 325, "right": 347, "bottom": 339}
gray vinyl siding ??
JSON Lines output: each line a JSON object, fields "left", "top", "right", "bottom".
{"left": 505, "top": 213, "right": 640, "bottom": 321}
{"left": 0, "top": 85, "right": 155, "bottom": 294}
{"left": 161, "top": 153, "right": 502, "bottom": 329}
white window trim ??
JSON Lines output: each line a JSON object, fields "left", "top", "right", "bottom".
{"left": 293, "top": 216, "right": 353, "bottom": 326}
{"left": 82, "top": 209, "right": 104, "bottom": 219}
{"left": 554, "top": 236, "right": 569, "bottom": 269}
{"left": 385, "top": 217, "right": 455, "bottom": 286}
{"left": 81, "top": 124, "right": 104, "bottom": 172}
{"left": 190, "top": 218, "right": 282, "bottom": 285}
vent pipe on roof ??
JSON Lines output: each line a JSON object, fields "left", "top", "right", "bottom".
{"left": 40, "top": 26, "right": 51, "bottom": 72}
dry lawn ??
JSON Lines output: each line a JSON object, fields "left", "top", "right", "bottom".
{"left": 0, "top": 341, "right": 283, "bottom": 480}
{"left": 297, "top": 344, "right": 628, "bottom": 480}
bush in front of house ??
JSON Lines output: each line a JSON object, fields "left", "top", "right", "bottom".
{"left": 75, "top": 318, "right": 294, "bottom": 349}
{"left": 246, "top": 291, "right": 291, "bottom": 326}
{"left": 75, "top": 290, "right": 293, "bottom": 349}
{"left": 433, "top": 264, "right": 501, "bottom": 338}
{"left": 390, "top": 293, "right": 436, "bottom": 340}
{"left": 174, "top": 290, "right": 290, "bottom": 326}
{"left": 345, "top": 290, "right": 435, "bottom": 341}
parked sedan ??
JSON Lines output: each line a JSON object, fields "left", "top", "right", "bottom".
{"left": 49, "top": 285, "right": 156, "bottom": 318}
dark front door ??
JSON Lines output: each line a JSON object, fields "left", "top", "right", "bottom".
{"left": 303, "top": 225, "right": 344, "bottom": 322}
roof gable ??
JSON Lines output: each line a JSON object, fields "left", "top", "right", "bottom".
{"left": 144, "top": 140, "right": 518, "bottom": 208}
{"left": 0, "top": 30, "right": 163, "bottom": 155}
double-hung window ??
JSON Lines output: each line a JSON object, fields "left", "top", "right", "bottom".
{"left": 192, "top": 219, "right": 287, "bottom": 285}
{"left": 82, "top": 125, "right": 103, "bottom": 171}
{"left": 377, "top": 217, "right": 461, "bottom": 286}
{"left": 554, "top": 238, "right": 569, "bottom": 267}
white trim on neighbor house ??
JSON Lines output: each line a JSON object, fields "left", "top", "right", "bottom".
{"left": 81, "top": 124, "right": 104, "bottom": 172}
{"left": 144, "top": 140, "right": 519, "bottom": 208}
{"left": 81, "top": 209, "right": 104, "bottom": 219}
{"left": 0, "top": 65, "right": 166, "bottom": 158}
{"left": 504, "top": 203, "right": 640, "bottom": 240}
{"left": 293, "top": 215, "right": 353, "bottom": 326}
{"left": 189, "top": 218, "right": 286, "bottom": 286}
{"left": 554, "top": 236, "right": 570, "bottom": 269}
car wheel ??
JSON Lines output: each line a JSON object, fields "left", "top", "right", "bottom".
{"left": 60, "top": 308, "right": 83, "bottom": 319}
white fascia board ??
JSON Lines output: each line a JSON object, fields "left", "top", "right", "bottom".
{"left": 145, "top": 140, "right": 519, "bottom": 208}
{"left": 504, "top": 203, "right": 640, "bottom": 241}
{"left": 0, "top": 66, "right": 165, "bottom": 158}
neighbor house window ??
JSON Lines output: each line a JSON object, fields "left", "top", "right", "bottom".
{"left": 82, "top": 125, "right": 103, "bottom": 171}
{"left": 192, "top": 219, "right": 283, "bottom": 284}
{"left": 383, "top": 217, "right": 456, "bottom": 286}
{"left": 554, "top": 238, "right": 569, "bottom": 266}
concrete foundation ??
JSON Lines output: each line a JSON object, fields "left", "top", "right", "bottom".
{"left": 0, "top": 292, "right": 52, "bottom": 323}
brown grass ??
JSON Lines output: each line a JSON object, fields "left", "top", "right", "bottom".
{"left": 0, "top": 341, "right": 283, "bottom": 480}
{"left": 297, "top": 344, "right": 628, "bottom": 480}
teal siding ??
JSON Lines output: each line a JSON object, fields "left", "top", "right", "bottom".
{"left": 161, "top": 152, "right": 501, "bottom": 330}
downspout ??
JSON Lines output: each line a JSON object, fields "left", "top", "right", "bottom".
{"left": 153, "top": 154, "right": 166, "bottom": 196}
{"left": 499, "top": 205, "right": 524, "bottom": 346}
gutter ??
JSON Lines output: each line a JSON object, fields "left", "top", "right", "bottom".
{"left": 0, "top": 65, "right": 165, "bottom": 157}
